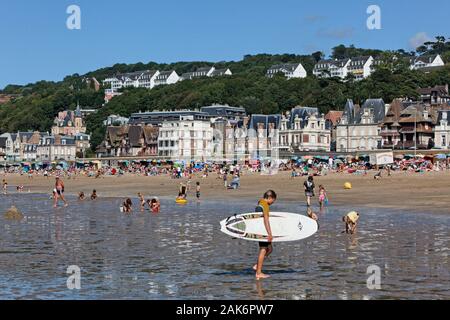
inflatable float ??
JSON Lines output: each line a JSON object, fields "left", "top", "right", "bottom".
{"left": 176, "top": 199, "right": 188, "bottom": 205}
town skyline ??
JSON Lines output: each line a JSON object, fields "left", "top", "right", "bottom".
{"left": 1, "top": 0, "right": 449, "bottom": 88}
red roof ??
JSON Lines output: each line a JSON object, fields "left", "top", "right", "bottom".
{"left": 325, "top": 111, "right": 343, "bottom": 126}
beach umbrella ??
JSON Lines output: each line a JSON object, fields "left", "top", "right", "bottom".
{"left": 435, "top": 154, "right": 446, "bottom": 160}
{"left": 334, "top": 159, "right": 343, "bottom": 164}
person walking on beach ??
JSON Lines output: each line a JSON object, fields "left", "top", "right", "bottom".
{"left": 2, "top": 179, "right": 7, "bottom": 195}
{"left": 54, "top": 177, "right": 68, "bottom": 208}
{"left": 253, "top": 190, "right": 277, "bottom": 280}
{"left": 304, "top": 176, "right": 315, "bottom": 207}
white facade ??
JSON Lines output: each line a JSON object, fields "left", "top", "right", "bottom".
{"left": 347, "top": 56, "right": 374, "bottom": 80}
{"left": 279, "top": 109, "right": 330, "bottom": 152}
{"left": 410, "top": 54, "right": 445, "bottom": 70}
{"left": 103, "top": 70, "right": 160, "bottom": 93}
{"left": 266, "top": 63, "right": 307, "bottom": 79}
{"left": 434, "top": 111, "right": 450, "bottom": 149}
{"left": 154, "top": 70, "right": 180, "bottom": 87}
{"left": 313, "top": 59, "right": 351, "bottom": 79}
{"left": 158, "top": 116, "right": 213, "bottom": 160}
{"left": 336, "top": 124, "right": 382, "bottom": 152}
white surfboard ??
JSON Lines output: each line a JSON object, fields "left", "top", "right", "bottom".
{"left": 220, "top": 212, "right": 318, "bottom": 243}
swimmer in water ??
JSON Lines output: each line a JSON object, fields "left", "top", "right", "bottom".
{"left": 78, "top": 192, "right": 86, "bottom": 201}
{"left": 90, "top": 189, "right": 98, "bottom": 200}
{"left": 150, "top": 198, "right": 160, "bottom": 213}
{"left": 122, "top": 198, "right": 132, "bottom": 213}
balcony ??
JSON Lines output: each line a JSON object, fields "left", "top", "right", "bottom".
{"left": 380, "top": 129, "right": 400, "bottom": 137}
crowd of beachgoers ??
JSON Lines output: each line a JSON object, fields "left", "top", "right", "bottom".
{"left": 2, "top": 154, "right": 450, "bottom": 181}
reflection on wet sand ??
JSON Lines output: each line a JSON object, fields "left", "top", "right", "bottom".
{"left": 0, "top": 193, "right": 449, "bottom": 300}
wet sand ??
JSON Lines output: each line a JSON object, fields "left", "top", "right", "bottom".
{"left": 0, "top": 194, "right": 449, "bottom": 299}
{"left": 3, "top": 170, "right": 450, "bottom": 213}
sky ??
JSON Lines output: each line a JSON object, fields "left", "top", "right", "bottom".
{"left": 0, "top": 0, "right": 448, "bottom": 89}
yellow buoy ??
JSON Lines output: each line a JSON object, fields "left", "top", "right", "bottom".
{"left": 344, "top": 182, "right": 352, "bottom": 190}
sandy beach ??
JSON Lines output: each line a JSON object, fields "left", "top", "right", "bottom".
{"left": 3, "top": 170, "right": 450, "bottom": 213}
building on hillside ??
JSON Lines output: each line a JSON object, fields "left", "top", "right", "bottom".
{"left": 313, "top": 58, "right": 351, "bottom": 79}
{"left": 325, "top": 110, "right": 343, "bottom": 151}
{"left": 103, "top": 70, "right": 160, "bottom": 94}
{"left": 266, "top": 63, "right": 307, "bottom": 79}
{"left": 103, "top": 115, "right": 130, "bottom": 126}
{"left": 154, "top": 70, "right": 180, "bottom": 87}
{"left": 180, "top": 66, "right": 232, "bottom": 81}
{"left": 181, "top": 67, "right": 215, "bottom": 80}
{"left": 336, "top": 99, "right": 385, "bottom": 152}
{"left": 346, "top": 56, "right": 374, "bottom": 80}
{"left": 210, "top": 68, "right": 232, "bottom": 77}
{"left": 278, "top": 107, "right": 330, "bottom": 153}
{"left": 157, "top": 115, "right": 213, "bottom": 160}
{"left": 434, "top": 110, "right": 450, "bottom": 149}
{"left": 410, "top": 54, "right": 445, "bottom": 70}
{"left": 418, "top": 84, "right": 450, "bottom": 105}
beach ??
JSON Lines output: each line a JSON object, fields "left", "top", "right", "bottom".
{"left": 3, "top": 170, "right": 450, "bottom": 213}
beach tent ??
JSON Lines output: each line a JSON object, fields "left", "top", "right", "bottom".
{"left": 58, "top": 161, "right": 69, "bottom": 170}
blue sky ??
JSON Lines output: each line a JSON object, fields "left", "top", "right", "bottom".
{"left": 0, "top": 0, "right": 448, "bottom": 88}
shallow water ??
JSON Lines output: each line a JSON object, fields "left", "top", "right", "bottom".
{"left": 0, "top": 193, "right": 449, "bottom": 300}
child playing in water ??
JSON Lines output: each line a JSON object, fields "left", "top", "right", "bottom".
{"left": 307, "top": 207, "right": 318, "bottom": 221}
{"left": 196, "top": 182, "right": 201, "bottom": 201}
{"left": 122, "top": 198, "right": 132, "bottom": 213}
{"left": 318, "top": 185, "right": 328, "bottom": 210}
{"left": 2, "top": 179, "right": 7, "bottom": 194}
{"left": 78, "top": 192, "right": 86, "bottom": 201}
{"left": 343, "top": 211, "right": 359, "bottom": 234}
{"left": 90, "top": 190, "right": 98, "bottom": 200}
{"left": 138, "top": 192, "right": 145, "bottom": 212}
{"left": 150, "top": 198, "right": 160, "bottom": 213}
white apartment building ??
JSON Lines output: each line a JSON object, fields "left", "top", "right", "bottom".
{"left": 154, "top": 70, "right": 180, "bottom": 87}
{"left": 158, "top": 115, "right": 213, "bottom": 160}
{"left": 346, "top": 56, "right": 374, "bottom": 80}
{"left": 313, "top": 58, "right": 351, "bottom": 79}
{"left": 434, "top": 110, "right": 450, "bottom": 149}
{"left": 410, "top": 54, "right": 445, "bottom": 70}
{"left": 103, "top": 70, "right": 160, "bottom": 93}
{"left": 336, "top": 99, "right": 385, "bottom": 152}
{"left": 279, "top": 107, "right": 330, "bottom": 152}
{"left": 266, "top": 63, "right": 307, "bottom": 79}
